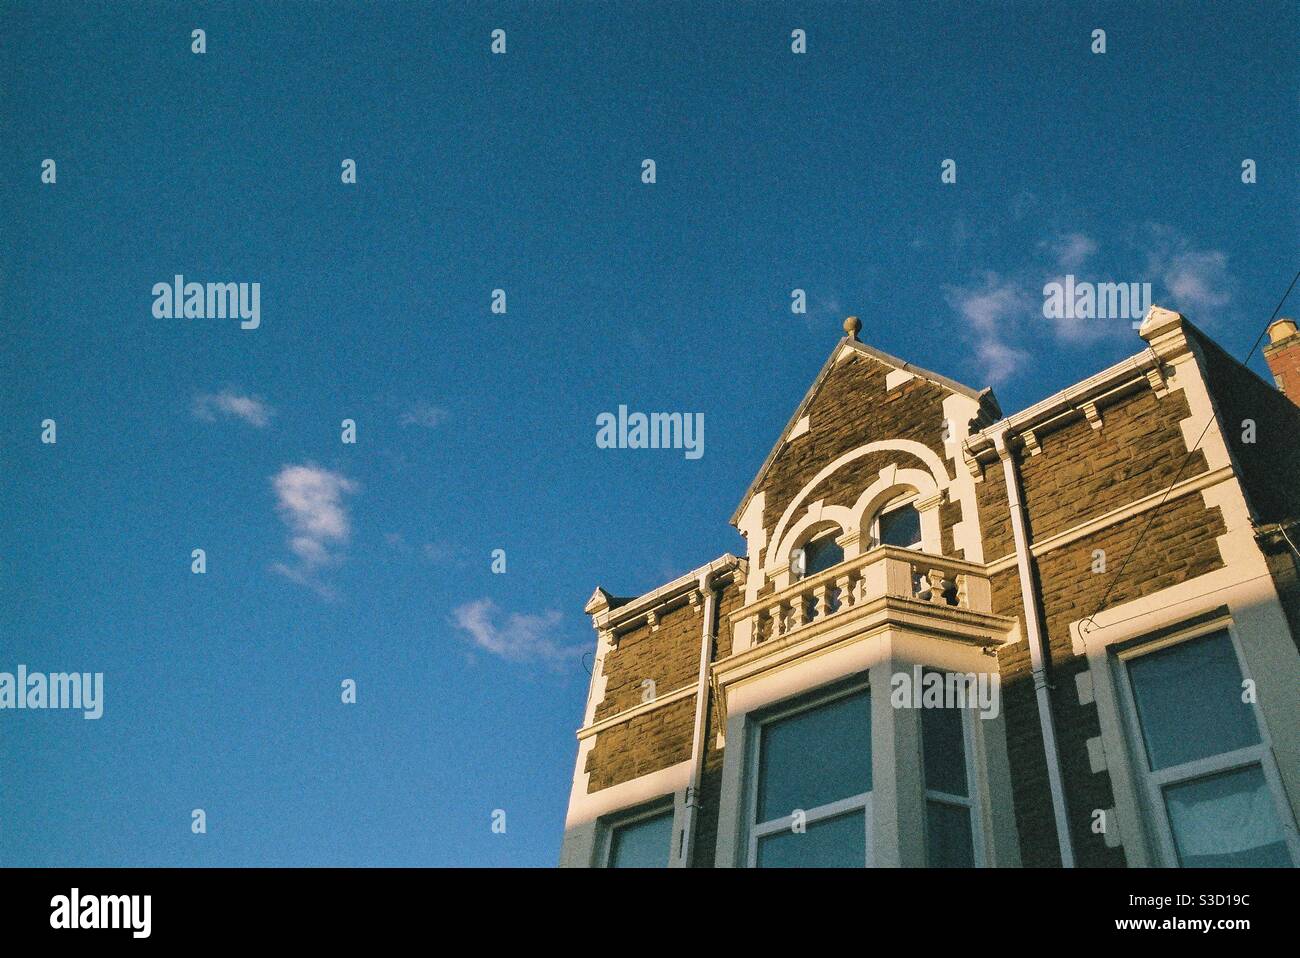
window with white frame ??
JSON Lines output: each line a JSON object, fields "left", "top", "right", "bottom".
{"left": 747, "top": 683, "right": 872, "bottom": 867}
{"left": 604, "top": 804, "right": 674, "bottom": 867}
{"left": 1118, "top": 627, "right": 1298, "bottom": 868}
{"left": 921, "top": 672, "right": 981, "bottom": 867}
{"left": 873, "top": 498, "right": 922, "bottom": 550}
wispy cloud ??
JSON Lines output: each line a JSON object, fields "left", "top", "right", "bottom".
{"left": 1143, "top": 225, "right": 1232, "bottom": 318}
{"left": 193, "top": 389, "right": 272, "bottom": 428}
{"left": 382, "top": 533, "right": 457, "bottom": 565}
{"left": 422, "top": 541, "right": 455, "bottom": 564}
{"left": 1044, "top": 232, "right": 1097, "bottom": 271}
{"left": 400, "top": 403, "right": 450, "bottom": 429}
{"left": 451, "top": 599, "right": 583, "bottom": 665}
{"left": 943, "top": 225, "right": 1233, "bottom": 383}
{"left": 943, "top": 272, "right": 1033, "bottom": 383}
{"left": 270, "top": 464, "right": 358, "bottom": 598}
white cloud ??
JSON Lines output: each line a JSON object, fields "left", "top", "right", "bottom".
{"left": 941, "top": 225, "right": 1232, "bottom": 387}
{"left": 1163, "top": 250, "right": 1230, "bottom": 311}
{"left": 400, "top": 404, "right": 450, "bottom": 429}
{"left": 270, "top": 464, "right": 358, "bottom": 597}
{"left": 193, "top": 389, "right": 272, "bottom": 428}
{"left": 1138, "top": 224, "right": 1232, "bottom": 320}
{"left": 1045, "top": 233, "right": 1097, "bottom": 271}
{"left": 943, "top": 272, "right": 1033, "bottom": 382}
{"left": 452, "top": 599, "right": 583, "bottom": 665}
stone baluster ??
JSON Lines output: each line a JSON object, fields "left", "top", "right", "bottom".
{"left": 811, "top": 584, "right": 828, "bottom": 620}
{"left": 766, "top": 603, "right": 782, "bottom": 642}
{"left": 926, "top": 568, "right": 946, "bottom": 604}
{"left": 835, "top": 573, "right": 852, "bottom": 612}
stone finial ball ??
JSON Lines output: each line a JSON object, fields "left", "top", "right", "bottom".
{"left": 843, "top": 315, "right": 862, "bottom": 339}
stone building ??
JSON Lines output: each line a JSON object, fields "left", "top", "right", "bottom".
{"left": 560, "top": 307, "right": 1300, "bottom": 868}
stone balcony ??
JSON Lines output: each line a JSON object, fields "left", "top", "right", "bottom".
{"left": 733, "top": 545, "right": 1010, "bottom": 654}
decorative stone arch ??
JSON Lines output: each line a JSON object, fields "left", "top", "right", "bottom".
{"left": 766, "top": 439, "right": 953, "bottom": 585}
{"left": 768, "top": 503, "right": 856, "bottom": 590}
{"left": 847, "top": 467, "right": 944, "bottom": 558}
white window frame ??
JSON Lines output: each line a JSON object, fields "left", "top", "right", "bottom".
{"left": 600, "top": 798, "right": 676, "bottom": 868}
{"left": 1113, "top": 619, "right": 1300, "bottom": 867}
{"left": 743, "top": 680, "right": 874, "bottom": 868}
{"left": 871, "top": 494, "right": 923, "bottom": 551}
{"left": 920, "top": 679, "right": 987, "bottom": 867}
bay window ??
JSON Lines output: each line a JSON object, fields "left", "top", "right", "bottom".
{"left": 921, "top": 674, "right": 980, "bottom": 867}
{"left": 748, "top": 684, "right": 872, "bottom": 867}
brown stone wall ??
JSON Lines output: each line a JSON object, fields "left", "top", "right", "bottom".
{"left": 692, "top": 687, "right": 727, "bottom": 867}
{"left": 1015, "top": 386, "right": 1205, "bottom": 543}
{"left": 977, "top": 466, "right": 1015, "bottom": 561}
{"left": 995, "top": 492, "right": 1227, "bottom": 866}
{"left": 593, "top": 601, "right": 702, "bottom": 722}
{"left": 691, "top": 579, "right": 747, "bottom": 863}
{"left": 715, "top": 580, "right": 744, "bottom": 660}
{"left": 584, "top": 577, "right": 743, "bottom": 797}
{"left": 757, "top": 354, "right": 953, "bottom": 542}
{"left": 585, "top": 696, "right": 696, "bottom": 792}
{"left": 940, "top": 497, "right": 964, "bottom": 558}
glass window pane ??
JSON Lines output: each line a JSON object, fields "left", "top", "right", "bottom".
{"left": 757, "top": 690, "right": 871, "bottom": 823}
{"left": 926, "top": 800, "right": 976, "bottom": 868}
{"left": 608, "top": 811, "right": 673, "bottom": 868}
{"left": 1164, "top": 765, "right": 1291, "bottom": 868}
{"left": 878, "top": 505, "right": 921, "bottom": 549}
{"left": 922, "top": 687, "right": 968, "bottom": 797}
{"left": 801, "top": 536, "right": 844, "bottom": 578}
{"left": 1127, "top": 631, "right": 1260, "bottom": 771}
{"left": 756, "top": 810, "right": 866, "bottom": 868}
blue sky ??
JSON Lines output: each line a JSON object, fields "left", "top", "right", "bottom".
{"left": 1, "top": 1, "right": 1295, "bottom": 866}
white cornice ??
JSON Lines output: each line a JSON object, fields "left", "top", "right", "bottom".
{"left": 963, "top": 307, "right": 1199, "bottom": 471}
{"left": 590, "top": 553, "right": 743, "bottom": 632}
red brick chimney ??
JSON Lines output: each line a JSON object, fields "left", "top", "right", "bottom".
{"left": 1263, "top": 318, "right": 1300, "bottom": 404}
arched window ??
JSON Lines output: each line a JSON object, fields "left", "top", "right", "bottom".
{"left": 873, "top": 499, "right": 922, "bottom": 550}
{"left": 794, "top": 531, "right": 844, "bottom": 580}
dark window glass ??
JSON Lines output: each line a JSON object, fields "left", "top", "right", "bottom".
{"left": 1164, "top": 766, "right": 1290, "bottom": 868}
{"left": 922, "top": 685, "right": 969, "bottom": 797}
{"left": 756, "top": 690, "right": 871, "bottom": 822}
{"left": 878, "top": 504, "right": 921, "bottom": 548}
{"left": 608, "top": 810, "right": 673, "bottom": 867}
{"left": 1127, "top": 631, "right": 1259, "bottom": 771}
{"left": 757, "top": 810, "right": 866, "bottom": 868}
{"left": 800, "top": 535, "right": 844, "bottom": 578}
{"left": 926, "top": 801, "right": 976, "bottom": 868}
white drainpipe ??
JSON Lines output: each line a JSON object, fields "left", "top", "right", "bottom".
{"left": 677, "top": 561, "right": 724, "bottom": 867}
{"left": 995, "top": 431, "right": 1077, "bottom": 868}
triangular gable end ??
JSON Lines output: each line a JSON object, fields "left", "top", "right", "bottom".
{"left": 729, "top": 333, "right": 996, "bottom": 528}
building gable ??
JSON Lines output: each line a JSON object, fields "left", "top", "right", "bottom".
{"left": 731, "top": 329, "right": 998, "bottom": 600}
